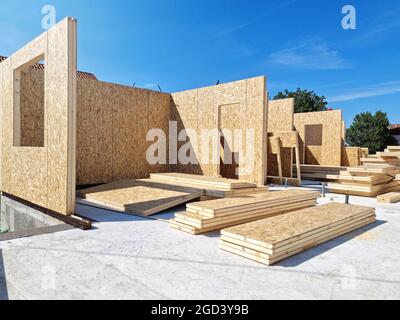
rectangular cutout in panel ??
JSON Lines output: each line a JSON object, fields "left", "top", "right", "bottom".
{"left": 13, "top": 57, "right": 45, "bottom": 147}
{"left": 305, "top": 124, "right": 323, "bottom": 146}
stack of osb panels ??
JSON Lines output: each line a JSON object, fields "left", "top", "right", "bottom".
{"left": 296, "top": 165, "right": 346, "bottom": 181}
{"left": 362, "top": 146, "right": 400, "bottom": 166}
{"left": 77, "top": 179, "right": 204, "bottom": 216}
{"left": 169, "top": 189, "right": 320, "bottom": 235}
{"left": 328, "top": 164, "right": 400, "bottom": 197}
{"left": 149, "top": 173, "right": 268, "bottom": 198}
{"left": 219, "top": 203, "right": 376, "bottom": 266}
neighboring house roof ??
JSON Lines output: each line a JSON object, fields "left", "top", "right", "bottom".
{"left": 0, "top": 55, "right": 97, "bottom": 80}
{"left": 390, "top": 124, "right": 400, "bottom": 135}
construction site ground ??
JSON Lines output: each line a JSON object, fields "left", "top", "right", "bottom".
{"left": 1, "top": 183, "right": 399, "bottom": 300}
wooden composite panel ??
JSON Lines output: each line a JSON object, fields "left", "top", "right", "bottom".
{"left": 377, "top": 192, "right": 400, "bottom": 203}
{"left": 219, "top": 214, "right": 375, "bottom": 265}
{"left": 0, "top": 17, "right": 77, "bottom": 215}
{"left": 221, "top": 203, "right": 374, "bottom": 248}
{"left": 294, "top": 110, "right": 343, "bottom": 166}
{"left": 78, "top": 179, "right": 204, "bottom": 216}
{"left": 76, "top": 80, "right": 171, "bottom": 186}
{"left": 266, "top": 99, "right": 300, "bottom": 184}
{"left": 341, "top": 146, "right": 362, "bottom": 167}
{"left": 267, "top": 98, "right": 294, "bottom": 132}
{"left": 170, "top": 189, "right": 319, "bottom": 234}
{"left": 185, "top": 189, "right": 320, "bottom": 216}
{"left": 171, "top": 76, "right": 267, "bottom": 185}
{"left": 219, "top": 203, "right": 376, "bottom": 265}
{"left": 149, "top": 172, "right": 256, "bottom": 189}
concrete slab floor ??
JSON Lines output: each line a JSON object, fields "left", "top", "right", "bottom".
{"left": 1, "top": 186, "right": 400, "bottom": 300}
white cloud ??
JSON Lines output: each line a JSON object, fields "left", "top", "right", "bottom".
{"left": 329, "top": 81, "right": 400, "bottom": 102}
{"left": 268, "top": 40, "right": 349, "bottom": 70}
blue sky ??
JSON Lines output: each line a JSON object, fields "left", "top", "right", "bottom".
{"left": 1, "top": 0, "right": 399, "bottom": 126}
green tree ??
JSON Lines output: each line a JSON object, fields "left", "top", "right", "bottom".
{"left": 273, "top": 88, "right": 328, "bottom": 113}
{"left": 346, "top": 111, "right": 396, "bottom": 153}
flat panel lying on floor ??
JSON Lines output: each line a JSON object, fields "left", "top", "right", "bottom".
{"left": 220, "top": 203, "right": 376, "bottom": 265}
{"left": 150, "top": 172, "right": 256, "bottom": 189}
{"left": 77, "top": 179, "right": 204, "bottom": 216}
{"left": 170, "top": 189, "right": 320, "bottom": 234}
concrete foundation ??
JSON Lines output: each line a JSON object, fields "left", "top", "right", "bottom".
{"left": 1, "top": 193, "right": 64, "bottom": 233}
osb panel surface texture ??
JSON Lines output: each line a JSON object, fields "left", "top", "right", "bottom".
{"left": 222, "top": 203, "right": 373, "bottom": 246}
{"left": 20, "top": 69, "right": 44, "bottom": 146}
{"left": 78, "top": 179, "right": 202, "bottom": 212}
{"left": 266, "top": 99, "right": 295, "bottom": 179}
{"left": 171, "top": 77, "right": 267, "bottom": 185}
{"left": 76, "top": 80, "right": 171, "bottom": 185}
{"left": 9, "top": 71, "right": 172, "bottom": 186}
{"left": 267, "top": 98, "right": 294, "bottom": 133}
{"left": 294, "top": 110, "right": 343, "bottom": 166}
{"left": 0, "top": 18, "right": 76, "bottom": 214}
{"left": 341, "top": 146, "right": 361, "bottom": 167}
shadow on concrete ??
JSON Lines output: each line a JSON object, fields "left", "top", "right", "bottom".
{"left": 277, "top": 219, "right": 387, "bottom": 268}
{"left": 0, "top": 249, "right": 8, "bottom": 300}
{"left": 76, "top": 201, "right": 175, "bottom": 224}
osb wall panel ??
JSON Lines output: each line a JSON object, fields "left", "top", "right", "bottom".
{"left": 294, "top": 110, "right": 342, "bottom": 166}
{"left": 171, "top": 76, "right": 267, "bottom": 185}
{"left": 76, "top": 79, "right": 171, "bottom": 185}
{"left": 267, "top": 98, "right": 294, "bottom": 133}
{"left": 219, "top": 103, "right": 241, "bottom": 179}
{"left": 20, "top": 68, "right": 44, "bottom": 147}
{"left": 76, "top": 79, "right": 113, "bottom": 185}
{"left": 170, "top": 89, "right": 201, "bottom": 175}
{"left": 8, "top": 71, "right": 172, "bottom": 186}
{"left": 267, "top": 144, "right": 292, "bottom": 177}
{"left": 148, "top": 91, "right": 172, "bottom": 174}
{"left": 267, "top": 99, "right": 295, "bottom": 180}
{"left": 341, "top": 146, "right": 361, "bottom": 167}
{"left": 0, "top": 18, "right": 76, "bottom": 215}
{"left": 305, "top": 146, "right": 323, "bottom": 165}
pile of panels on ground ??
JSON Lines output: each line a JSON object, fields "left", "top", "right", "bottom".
{"left": 361, "top": 146, "right": 400, "bottom": 166}
{"left": 328, "top": 165, "right": 400, "bottom": 197}
{"left": 169, "top": 189, "right": 320, "bottom": 234}
{"left": 149, "top": 173, "right": 268, "bottom": 197}
{"left": 219, "top": 202, "right": 376, "bottom": 265}
{"left": 328, "top": 146, "right": 400, "bottom": 197}
{"left": 295, "top": 165, "right": 347, "bottom": 181}
{"left": 78, "top": 173, "right": 268, "bottom": 216}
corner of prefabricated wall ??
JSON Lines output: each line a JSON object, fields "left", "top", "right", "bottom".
{"left": 0, "top": 17, "right": 77, "bottom": 216}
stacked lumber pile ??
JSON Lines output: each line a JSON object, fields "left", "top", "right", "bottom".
{"left": 220, "top": 203, "right": 376, "bottom": 266}
{"left": 169, "top": 189, "right": 320, "bottom": 234}
{"left": 361, "top": 146, "right": 400, "bottom": 166}
{"left": 377, "top": 192, "right": 400, "bottom": 203}
{"left": 295, "top": 165, "right": 346, "bottom": 181}
{"left": 328, "top": 146, "right": 400, "bottom": 197}
{"left": 150, "top": 173, "right": 268, "bottom": 197}
{"left": 328, "top": 164, "right": 400, "bottom": 197}
{"left": 78, "top": 173, "right": 269, "bottom": 216}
